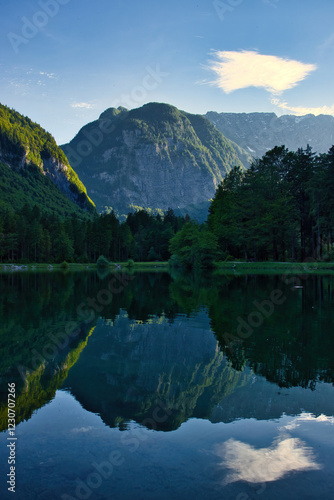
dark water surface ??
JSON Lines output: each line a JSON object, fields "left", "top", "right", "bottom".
{"left": 0, "top": 270, "right": 333, "bottom": 499}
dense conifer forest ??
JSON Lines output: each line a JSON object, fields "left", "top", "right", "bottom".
{"left": 208, "top": 145, "right": 334, "bottom": 262}
{"left": 2, "top": 143, "right": 334, "bottom": 266}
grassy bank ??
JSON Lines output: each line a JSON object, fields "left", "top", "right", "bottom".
{"left": 214, "top": 261, "right": 334, "bottom": 274}
{"left": 1, "top": 260, "right": 334, "bottom": 275}
{"left": 0, "top": 262, "right": 169, "bottom": 272}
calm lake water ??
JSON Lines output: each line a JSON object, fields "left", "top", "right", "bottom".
{"left": 0, "top": 270, "right": 334, "bottom": 499}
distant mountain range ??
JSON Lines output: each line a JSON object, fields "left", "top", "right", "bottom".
{"left": 61, "top": 103, "right": 251, "bottom": 219}
{"left": 205, "top": 111, "right": 334, "bottom": 159}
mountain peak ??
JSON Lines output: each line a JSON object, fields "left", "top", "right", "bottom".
{"left": 62, "top": 102, "right": 249, "bottom": 219}
{"left": 99, "top": 106, "right": 128, "bottom": 121}
{"left": 128, "top": 102, "right": 181, "bottom": 123}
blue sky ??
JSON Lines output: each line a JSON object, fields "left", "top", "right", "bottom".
{"left": 1, "top": 0, "right": 334, "bottom": 143}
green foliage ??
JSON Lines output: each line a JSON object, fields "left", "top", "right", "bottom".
{"left": 0, "top": 103, "right": 95, "bottom": 213}
{"left": 96, "top": 255, "right": 110, "bottom": 268}
{"left": 208, "top": 145, "right": 334, "bottom": 262}
{"left": 0, "top": 162, "right": 91, "bottom": 219}
{"left": 169, "top": 221, "right": 219, "bottom": 269}
{"left": 60, "top": 261, "right": 70, "bottom": 269}
{"left": 127, "top": 259, "right": 135, "bottom": 267}
{"left": 0, "top": 205, "right": 187, "bottom": 264}
{"left": 168, "top": 254, "right": 182, "bottom": 268}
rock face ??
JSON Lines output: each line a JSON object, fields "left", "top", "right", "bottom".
{"left": 42, "top": 157, "right": 90, "bottom": 208}
{"left": 62, "top": 103, "right": 250, "bottom": 219}
{"left": 205, "top": 111, "right": 334, "bottom": 159}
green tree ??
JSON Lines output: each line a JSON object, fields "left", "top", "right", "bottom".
{"left": 169, "top": 222, "right": 219, "bottom": 269}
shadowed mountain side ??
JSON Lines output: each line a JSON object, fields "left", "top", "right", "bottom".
{"left": 63, "top": 312, "right": 250, "bottom": 431}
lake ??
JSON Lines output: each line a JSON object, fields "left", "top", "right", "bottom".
{"left": 0, "top": 270, "right": 334, "bottom": 499}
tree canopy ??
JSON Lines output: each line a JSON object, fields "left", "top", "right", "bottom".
{"left": 208, "top": 145, "right": 334, "bottom": 262}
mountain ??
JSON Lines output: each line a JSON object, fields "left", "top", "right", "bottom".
{"left": 61, "top": 103, "right": 250, "bottom": 219}
{"left": 0, "top": 103, "right": 95, "bottom": 217}
{"left": 205, "top": 111, "right": 334, "bottom": 159}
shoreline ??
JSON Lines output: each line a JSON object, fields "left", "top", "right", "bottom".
{"left": 0, "top": 262, "right": 169, "bottom": 273}
{"left": 214, "top": 261, "right": 334, "bottom": 274}
{"left": 1, "top": 261, "right": 334, "bottom": 274}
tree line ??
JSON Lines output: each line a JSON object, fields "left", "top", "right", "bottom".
{"left": 0, "top": 204, "right": 188, "bottom": 263}
{"left": 207, "top": 145, "right": 334, "bottom": 262}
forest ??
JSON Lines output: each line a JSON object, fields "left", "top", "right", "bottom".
{"left": 208, "top": 145, "right": 334, "bottom": 262}
{"left": 1, "top": 144, "right": 334, "bottom": 266}
{"left": 0, "top": 204, "right": 188, "bottom": 263}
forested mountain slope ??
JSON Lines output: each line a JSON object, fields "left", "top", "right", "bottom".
{"left": 0, "top": 103, "right": 95, "bottom": 217}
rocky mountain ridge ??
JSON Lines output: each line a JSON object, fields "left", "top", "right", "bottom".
{"left": 205, "top": 111, "right": 334, "bottom": 159}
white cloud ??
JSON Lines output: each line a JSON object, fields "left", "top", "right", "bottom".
{"left": 272, "top": 98, "right": 334, "bottom": 116}
{"left": 281, "top": 413, "right": 334, "bottom": 429}
{"left": 71, "top": 426, "right": 94, "bottom": 433}
{"left": 71, "top": 102, "right": 94, "bottom": 109}
{"left": 217, "top": 437, "right": 321, "bottom": 484}
{"left": 206, "top": 50, "right": 316, "bottom": 95}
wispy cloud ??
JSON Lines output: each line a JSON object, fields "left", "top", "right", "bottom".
{"left": 39, "top": 71, "right": 57, "bottom": 79}
{"left": 272, "top": 98, "right": 334, "bottom": 116}
{"left": 71, "top": 102, "right": 94, "bottom": 109}
{"left": 2, "top": 68, "right": 59, "bottom": 96}
{"left": 206, "top": 50, "right": 316, "bottom": 95}
{"left": 71, "top": 426, "right": 95, "bottom": 433}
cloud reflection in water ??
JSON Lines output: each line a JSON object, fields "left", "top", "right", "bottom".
{"left": 217, "top": 436, "right": 321, "bottom": 484}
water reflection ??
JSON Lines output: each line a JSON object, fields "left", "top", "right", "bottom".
{"left": 0, "top": 270, "right": 334, "bottom": 432}
{"left": 217, "top": 436, "right": 321, "bottom": 484}
{"left": 0, "top": 271, "right": 334, "bottom": 499}
{"left": 62, "top": 312, "right": 249, "bottom": 431}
